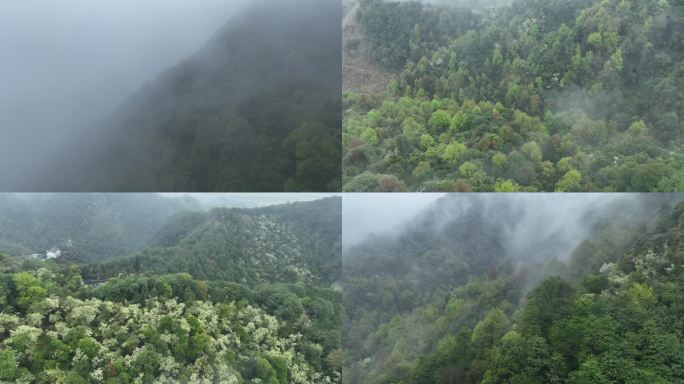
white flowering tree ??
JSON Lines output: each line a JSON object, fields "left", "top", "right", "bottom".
{"left": 0, "top": 269, "right": 340, "bottom": 384}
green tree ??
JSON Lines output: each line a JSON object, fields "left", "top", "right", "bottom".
{"left": 14, "top": 272, "right": 47, "bottom": 311}
{"left": 494, "top": 179, "right": 521, "bottom": 192}
{"left": 520, "top": 277, "right": 575, "bottom": 339}
{"left": 429, "top": 110, "right": 452, "bottom": 133}
{"left": 483, "top": 331, "right": 564, "bottom": 384}
{"left": 555, "top": 170, "right": 582, "bottom": 192}
{"left": 0, "top": 349, "right": 19, "bottom": 381}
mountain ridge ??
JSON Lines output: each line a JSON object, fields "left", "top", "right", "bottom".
{"left": 44, "top": 0, "right": 341, "bottom": 192}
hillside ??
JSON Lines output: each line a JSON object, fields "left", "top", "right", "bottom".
{"left": 82, "top": 197, "right": 342, "bottom": 285}
{"left": 51, "top": 0, "right": 341, "bottom": 192}
{"left": 0, "top": 195, "right": 342, "bottom": 383}
{"left": 343, "top": 194, "right": 684, "bottom": 383}
{"left": 343, "top": 0, "right": 391, "bottom": 94}
{"left": 343, "top": 0, "right": 684, "bottom": 192}
{"left": 0, "top": 194, "right": 199, "bottom": 263}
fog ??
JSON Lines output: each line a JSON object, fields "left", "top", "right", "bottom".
{"left": 343, "top": 193, "right": 444, "bottom": 249}
{"left": 162, "top": 193, "right": 340, "bottom": 209}
{"left": 343, "top": 193, "right": 682, "bottom": 260}
{"left": 0, "top": 0, "right": 341, "bottom": 191}
{"left": 0, "top": 0, "right": 246, "bottom": 188}
{"left": 393, "top": 0, "right": 512, "bottom": 9}
{"left": 430, "top": 0, "right": 512, "bottom": 7}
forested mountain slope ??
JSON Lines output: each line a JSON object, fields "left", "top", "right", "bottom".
{"left": 0, "top": 194, "right": 199, "bottom": 263}
{"left": 0, "top": 196, "right": 342, "bottom": 383}
{"left": 82, "top": 197, "right": 342, "bottom": 285}
{"left": 52, "top": 0, "right": 341, "bottom": 192}
{"left": 343, "top": 0, "right": 391, "bottom": 94}
{"left": 343, "top": 194, "right": 684, "bottom": 383}
{"left": 343, "top": 0, "right": 684, "bottom": 192}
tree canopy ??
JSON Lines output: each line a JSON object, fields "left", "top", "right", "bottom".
{"left": 343, "top": 0, "right": 684, "bottom": 192}
{"left": 343, "top": 194, "right": 684, "bottom": 383}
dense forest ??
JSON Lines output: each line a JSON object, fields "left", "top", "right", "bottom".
{"left": 0, "top": 194, "right": 201, "bottom": 263}
{"left": 343, "top": 194, "right": 684, "bottom": 383}
{"left": 0, "top": 195, "right": 341, "bottom": 383}
{"left": 48, "top": 0, "right": 341, "bottom": 192}
{"left": 81, "top": 197, "right": 342, "bottom": 285}
{"left": 343, "top": 0, "right": 684, "bottom": 192}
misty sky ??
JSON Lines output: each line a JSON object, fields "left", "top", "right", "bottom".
{"left": 343, "top": 193, "right": 445, "bottom": 248}
{"left": 0, "top": 0, "right": 247, "bottom": 186}
{"left": 161, "top": 193, "right": 340, "bottom": 209}
{"left": 342, "top": 193, "right": 639, "bottom": 253}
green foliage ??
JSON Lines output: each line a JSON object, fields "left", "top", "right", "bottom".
{"left": 519, "top": 277, "right": 576, "bottom": 338}
{"left": 429, "top": 110, "right": 452, "bottom": 133}
{"left": 494, "top": 179, "right": 521, "bottom": 192}
{"left": 0, "top": 349, "right": 19, "bottom": 381}
{"left": 555, "top": 169, "right": 583, "bottom": 192}
{"left": 1, "top": 289, "right": 332, "bottom": 383}
{"left": 82, "top": 197, "right": 342, "bottom": 286}
{"left": 0, "top": 197, "right": 342, "bottom": 383}
{"left": 343, "top": 0, "right": 684, "bottom": 191}
{"left": 14, "top": 272, "right": 47, "bottom": 311}
{"left": 483, "top": 331, "right": 564, "bottom": 384}
{"left": 344, "top": 195, "right": 684, "bottom": 383}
